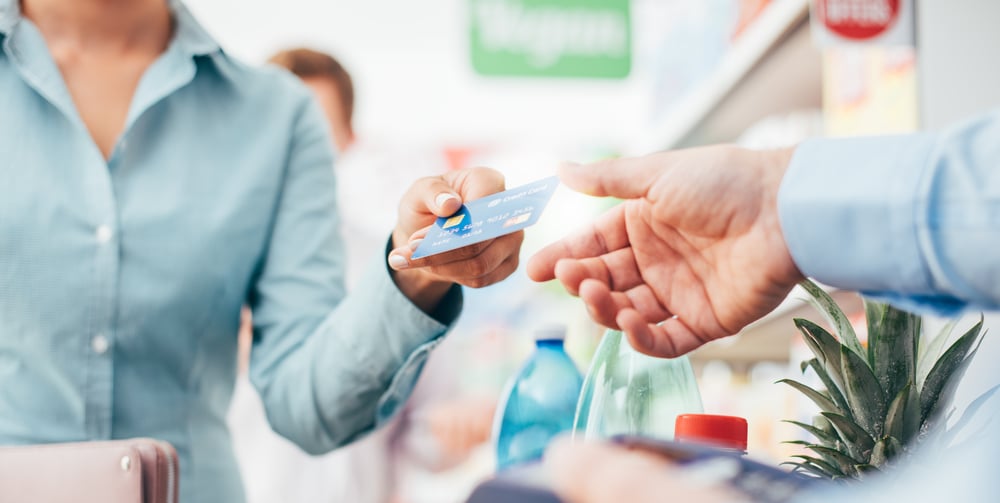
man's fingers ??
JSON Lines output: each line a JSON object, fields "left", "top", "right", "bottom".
{"left": 527, "top": 205, "right": 630, "bottom": 282}
{"left": 551, "top": 248, "right": 645, "bottom": 296}
{"left": 577, "top": 279, "right": 673, "bottom": 333}
{"left": 618, "top": 310, "right": 711, "bottom": 358}
{"left": 558, "top": 154, "right": 667, "bottom": 200}
{"left": 621, "top": 285, "right": 673, "bottom": 323}
{"left": 577, "top": 279, "right": 623, "bottom": 329}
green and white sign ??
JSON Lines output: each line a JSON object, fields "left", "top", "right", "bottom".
{"left": 469, "top": 0, "right": 631, "bottom": 79}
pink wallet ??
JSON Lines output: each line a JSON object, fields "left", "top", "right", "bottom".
{"left": 0, "top": 438, "right": 178, "bottom": 503}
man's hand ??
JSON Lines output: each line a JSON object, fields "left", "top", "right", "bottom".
{"left": 527, "top": 146, "right": 803, "bottom": 357}
{"left": 389, "top": 167, "right": 524, "bottom": 313}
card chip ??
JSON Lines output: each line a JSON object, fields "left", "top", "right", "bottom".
{"left": 443, "top": 215, "right": 466, "bottom": 229}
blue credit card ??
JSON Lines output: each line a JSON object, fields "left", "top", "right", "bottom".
{"left": 411, "top": 176, "right": 559, "bottom": 260}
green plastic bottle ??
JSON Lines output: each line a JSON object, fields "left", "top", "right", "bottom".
{"left": 573, "top": 329, "right": 703, "bottom": 440}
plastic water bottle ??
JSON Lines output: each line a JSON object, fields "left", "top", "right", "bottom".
{"left": 493, "top": 326, "right": 583, "bottom": 471}
{"left": 574, "top": 329, "right": 703, "bottom": 440}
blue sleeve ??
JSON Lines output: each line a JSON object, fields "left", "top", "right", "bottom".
{"left": 777, "top": 110, "right": 1000, "bottom": 316}
{"left": 246, "top": 96, "right": 461, "bottom": 454}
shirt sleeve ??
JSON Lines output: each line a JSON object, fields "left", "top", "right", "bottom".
{"left": 245, "top": 94, "right": 462, "bottom": 455}
{"left": 777, "top": 110, "right": 1000, "bottom": 316}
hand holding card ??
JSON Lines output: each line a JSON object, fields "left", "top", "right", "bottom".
{"left": 411, "top": 176, "right": 559, "bottom": 260}
{"left": 388, "top": 170, "right": 547, "bottom": 295}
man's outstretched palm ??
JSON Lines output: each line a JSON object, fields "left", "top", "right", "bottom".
{"left": 527, "top": 146, "right": 803, "bottom": 357}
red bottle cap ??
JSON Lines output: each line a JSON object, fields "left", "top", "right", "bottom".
{"left": 674, "top": 414, "right": 748, "bottom": 451}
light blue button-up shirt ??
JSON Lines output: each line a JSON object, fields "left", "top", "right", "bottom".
{"left": 779, "top": 109, "right": 1000, "bottom": 315}
{"left": 0, "top": 1, "right": 460, "bottom": 501}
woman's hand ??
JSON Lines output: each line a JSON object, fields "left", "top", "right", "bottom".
{"left": 388, "top": 167, "right": 524, "bottom": 314}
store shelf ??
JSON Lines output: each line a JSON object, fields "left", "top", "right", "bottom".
{"left": 629, "top": 0, "right": 820, "bottom": 153}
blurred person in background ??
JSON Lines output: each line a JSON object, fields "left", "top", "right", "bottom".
{"left": 227, "top": 48, "right": 498, "bottom": 503}
{"left": 0, "top": 1, "right": 525, "bottom": 502}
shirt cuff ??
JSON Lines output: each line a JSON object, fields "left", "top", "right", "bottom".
{"left": 366, "top": 237, "right": 463, "bottom": 424}
{"left": 777, "top": 134, "right": 937, "bottom": 294}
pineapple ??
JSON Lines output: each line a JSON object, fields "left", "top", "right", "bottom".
{"left": 780, "top": 280, "right": 986, "bottom": 480}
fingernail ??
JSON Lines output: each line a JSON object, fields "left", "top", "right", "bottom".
{"left": 409, "top": 239, "right": 423, "bottom": 251}
{"left": 388, "top": 254, "right": 409, "bottom": 270}
{"left": 435, "top": 193, "right": 458, "bottom": 209}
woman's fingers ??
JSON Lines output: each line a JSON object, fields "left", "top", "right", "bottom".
{"left": 389, "top": 231, "right": 524, "bottom": 288}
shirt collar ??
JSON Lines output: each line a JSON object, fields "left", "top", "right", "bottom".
{"left": 169, "top": 0, "right": 222, "bottom": 57}
{"left": 0, "top": 0, "right": 222, "bottom": 58}
{"left": 0, "top": 0, "right": 19, "bottom": 35}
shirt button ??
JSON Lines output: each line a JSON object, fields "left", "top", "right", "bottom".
{"left": 95, "top": 225, "right": 114, "bottom": 243}
{"left": 91, "top": 334, "right": 110, "bottom": 355}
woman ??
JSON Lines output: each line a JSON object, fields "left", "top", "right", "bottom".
{"left": 0, "top": 0, "right": 523, "bottom": 501}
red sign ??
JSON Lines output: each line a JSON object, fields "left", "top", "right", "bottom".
{"left": 817, "top": 0, "right": 901, "bottom": 40}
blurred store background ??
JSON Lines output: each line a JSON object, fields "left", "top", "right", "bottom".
{"left": 179, "top": 1, "right": 1000, "bottom": 502}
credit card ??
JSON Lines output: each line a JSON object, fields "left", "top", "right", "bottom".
{"left": 411, "top": 176, "right": 559, "bottom": 260}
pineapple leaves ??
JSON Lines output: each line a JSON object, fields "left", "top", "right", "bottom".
{"left": 778, "top": 379, "right": 838, "bottom": 413}
{"left": 864, "top": 301, "right": 887, "bottom": 366}
{"left": 920, "top": 317, "right": 986, "bottom": 423}
{"left": 783, "top": 420, "right": 841, "bottom": 445}
{"left": 799, "top": 280, "right": 866, "bottom": 359}
{"left": 884, "top": 383, "right": 919, "bottom": 445}
{"left": 870, "top": 305, "right": 920, "bottom": 401}
{"left": 820, "top": 412, "right": 874, "bottom": 460}
{"left": 807, "top": 446, "right": 860, "bottom": 475}
{"left": 789, "top": 456, "right": 845, "bottom": 478}
{"left": 795, "top": 319, "right": 848, "bottom": 392}
{"left": 853, "top": 464, "right": 881, "bottom": 480}
{"left": 917, "top": 320, "right": 957, "bottom": 388}
{"left": 784, "top": 284, "right": 988, "bottom": 482}
{"left": 870, "top": 437, "right": 903, "bottom": 467}
{"left": 804, "top": 359, "right": 851, "bottom": 416}
{"left": 781, "top": 461, "right": 837, "bottom": 479}
{"left": 841, "top": 345, "right": 887, "bottom": 438}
